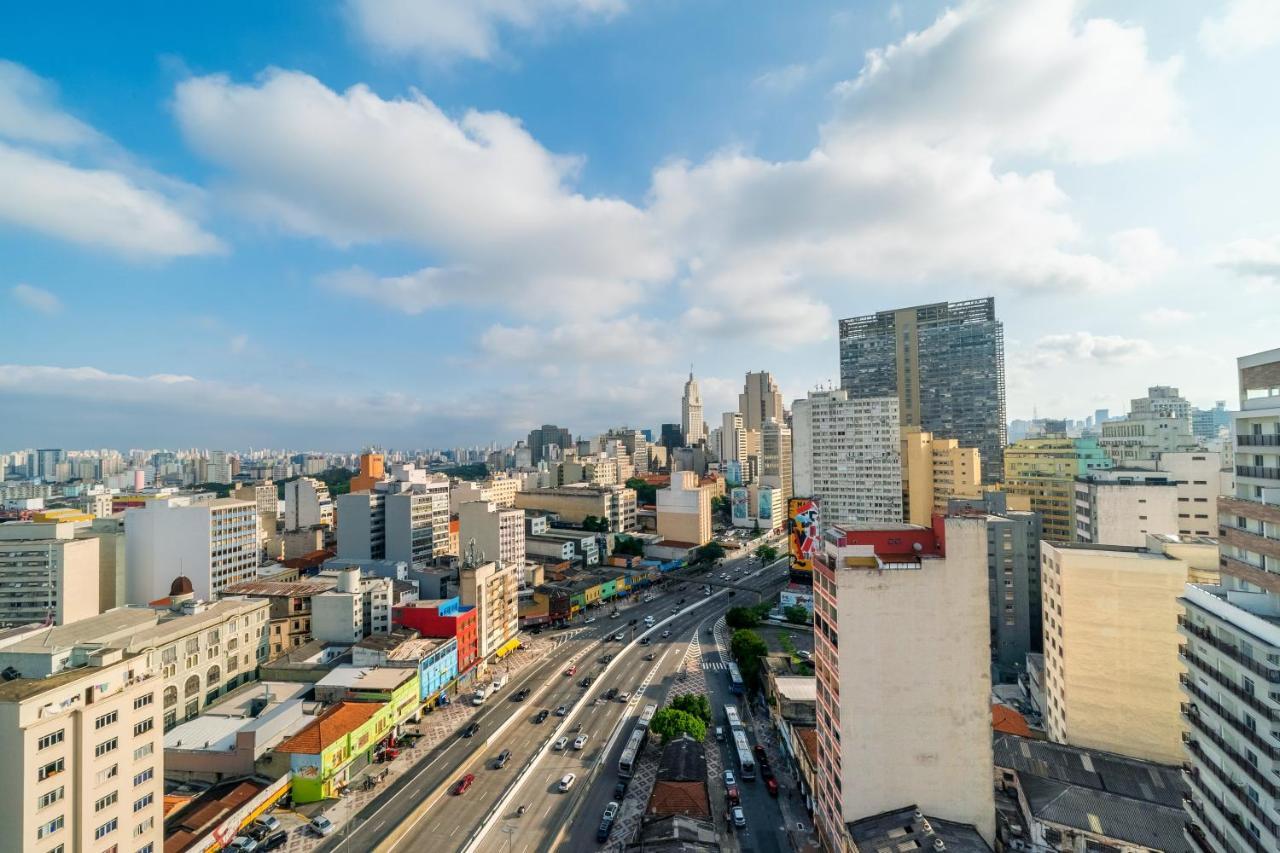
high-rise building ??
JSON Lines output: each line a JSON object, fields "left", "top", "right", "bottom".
{"left": 606, "top": 427, "right": 650, "bottom": 476}
{"left": 739, "top": 371, "right": 784, "bottom": 433}
{"left": 759, "top": 418, "right": 793, "bottom": 506}
{"left": 383, "top": 467, "right": 450, "bottom": 568}
{"left": 1099, "top": 386, "right": 1201, "bottom": 464}
{"left": 660, "top": 423, "right": 683, "bottom": 452}
{"left": 335, "top": 491, "right": 386, "bottom": 561}
{"left": 350, "top": 451, "right": 386, "bottom": 493}
{"left": 513, "top": 484, "right": 637, "bottom": 532}
{"left": 901, "top": 426, "right": 982, "bottom": 526}
{"left": 124, "top": 498, "right": 260, "bottom": 604}
{"left": 206, "top": 450, "right": 233, "bottom": 485}
{"left": 719, "top": 411, "right": 747, "bottom": 481}
{"left": 792, "top": 390, "right": 902, "bottom": 525}
{"left": 1003, "top": 435, "right": 1113, "bottom": 542}
{"left": 527, "top": 425, "right": 572, "bottom": 464}
{"left": 233, "top": 480, "right": 278, "bottom": 544}
{"left": 812, "top": 518, "right": 995, "bottom": 847}
{"left": 0, "top": 522, "right": 100, "bottom": 627}
{"left": 35, "top": 448, "right": 64, "bottom": 481}
{"left": 1040, "top": 542, "right": 1187, "bottom": 765}
{"left": 681, "top": 370, "right": 703, "bottom": 447}
{"left": 457, "top": 501, "right": 525, "bottom": 569}
{"left": 1181, "top": 346, "right": 1280, "bottom": 853}
{"left": 839, "top": 297, "right": 1006, "bottom": 482}
{"left": 948, "top": 492, "right": 1042, "bottom": 682}
{"left": 1191, "top": 400, "right": 1230, "bottom": 440}
{"left": 459, "top": 559, "right": 520, "bottom": 660}
{"left": 656, "top": 471, "right": 712, "bottom": 546}
{"left": 284, "top": 476, "right": 334, "bottom": 531}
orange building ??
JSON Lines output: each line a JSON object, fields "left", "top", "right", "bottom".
{"left": 350, "top": 452, "right": 386, "bottom": 493}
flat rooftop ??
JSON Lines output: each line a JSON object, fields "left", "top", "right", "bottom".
{"left": 220, "top": 579, "right": 336, "bottom": 597}
{"left": 845, "top": 805, "right": 991, "bottom": 853}
{"left": 164, "top": 682, "right": 312, "bottom": 754}
{"left": 772, "top": 676, "right": 817, "bottom": 702}
{"left": 316, "top": 665, "right": 415, "bottom": 692}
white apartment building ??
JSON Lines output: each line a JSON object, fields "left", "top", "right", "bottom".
{"left": 206, "top": 450, "right": 232, "bottom": 485}
{"left": 457, "top": 501, "right": 525, "bottom": 569}
{"left": 812, "top": 519, "right": 994, "bottom": 848}
{"left": 0, "top": 521, "right": 100, "bottom": 627}
{"left": 1099, "top": 386, "right": 1201, "bottom": 463}
{"left": 124, "top": 498, "right": 259, "bottom": 605}
{"left": 284, "top": 476, "right": 333, "bottom": 531}
{"left": 449, "top": 474, "right": 523, "bottom": 512}
{"left": 1180, "top": 347, "right": 1280, "bottom": 853}
{"left": 81, "top": 492, "right": 114, "bottom": 519}
{"left": 0, "top": 651, "right": 164, "bottom": 853}
{"left": 335, "top": 490, "right": 387, "bottom": 561}
{"left": 312, "top": 568, "right": 365, "bottom": 644}
{"left": 460, "top": 560, "right": 520, "bottom": 660}
{"left": 1155, "top": 450, "right": 1226, "bottom": 537}
{"left": 383, "top": 467, "right": 450, "bottom": 568}
{"left": 1040, "top": 542, "right": 1186, "bottom": 765}
{"left": 792, "top": 390, "right": 903, "bottom": 525}
{"left": 1073, "top": 475, "right": 1180, "bottom": 546}
{"left": 657, "top": 470, "right": 712, "bottom": 545}
{"left": 720, "top": 411, "right": 748, "bottom": 480}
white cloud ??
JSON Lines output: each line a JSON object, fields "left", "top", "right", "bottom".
{"left": 346, "top": 0, "right": 627, "bottom": 64}
{"left": 1200, "top": 0, "right": 1280, "bottom": 57}
{"left": 1030, "top": 331, "right": 1156, "bottom": 366}
{"left": 175, "top": 70, "right": 668, "bottom": 315}
{"left": 752, "top": 63, "right": 812, "bottom": 94}
{"left": 1217, "top": 234, "right": 1280, "bottom": 283}
{"left": 1140, "top": 307, "right": 1196, "bottom": 326}
{"left": 0, "top": 62, "right": 220, "bottom": 258}
{"left": 10, "top": 283, "right": 61, "bottom": 315}
{"left": 480, "top": 315, "right": 668, "bottom": 364}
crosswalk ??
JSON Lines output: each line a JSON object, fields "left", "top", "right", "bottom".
{"left": 702, "top": 660, "right": 728, "bottom": 671}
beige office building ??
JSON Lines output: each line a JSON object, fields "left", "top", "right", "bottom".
{"left": 513, "top": 484, "right": 637, "bottom": 532}
{"left": 1072, "top": 476, "right": 1180, "bottom": 546}
{"left": 0, "top": 521, "right": 100, "bottom": 627}
{"left": 656, "top": 471, "right": 712, "bottom": 546}
{"left": 458, "top": 501, "right": 525, "bottom": 568}
{"left": 77, "top": 516, "right": 128, "bottom": 612}
{"left": 901, "top": 427, "right": 982, "bottom": 526}
{"left": 460, "top": 560, "right": 520, "bottom": 660}
{"left": 759, "top": 418, "right": 793, "bottom": 506}
{"left": 0, "top": 651, "right": 164, "bottom": 853}
{"left": 1039, "top": 542, "right": 1186, "bottom": 765}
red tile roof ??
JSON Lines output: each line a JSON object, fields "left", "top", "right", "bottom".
{"left": 992, "top": 703, "right": 1032, "bottom": 737}
{"left": 647, "top": 780, "right": 710, "bottom": 820}
{"left": 795, "top": 726, "right": 818, "bottom": 765}
{"left": 275, "top": 701, "right": 381, "bottom": 755}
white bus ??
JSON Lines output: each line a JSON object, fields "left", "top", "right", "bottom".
{"left": 732, "top": 729, "right": 756, "bottom": 779}
{"left": 637, "top": 703, "right": 658, "bottom": 730}
{"left": 618, "top": 728, "right": 646, "bottom": 777}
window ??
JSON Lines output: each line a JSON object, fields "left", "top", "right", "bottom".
{"left": 95, "top": 710, "right": 118, "bottom": 729}
{"left": 96, "top": 764, "right": 119, "bottom": 784}
{"left": 95, "top": 737, "right": 119, "bottom": 757}
{"left": 133, "top": 742, "right": 154, "bottom": 761}
{"left": 37, "top": 730, "right": 64, "bottom": 750}
{"left": 133, "top": 694, "right": 153, "bottom": 710}
{"left": 37, "top": 786, "right": 64, "bottom": 809}
{"left": 134, "top": 817, "right": 155, "bottom": 836}
{"left": 37, "top": 816, "right": 63, "bottom": 839}
{"left": 133, "top": 719, "right": 153, "bottom": 737}
{"left": 95, "top": 818, "right": 118, "bottom": 840}
{"left": 133, "top": 768, "right": 153, "bottom": 786}
{"left": 95, "top": 791, "right": 119, "bottom": 812}
{"left": 133, "top": 793, "right": 153, "bottom": 812}
{"left": 38, "top": 758, "right": 64, "bottom": 781}
{"left": 137, "top": 845, "right": 155, "bottom": 853}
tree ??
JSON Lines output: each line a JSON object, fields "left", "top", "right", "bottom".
{"left": 694, "top": 541, "right": 726, "bottom": 565}
{"left": 754, "top": 544, "right": 778, "bottom": 563}
{"left": 441, "top": 463, "right": 488, "bottom": 481}
{"left": 581, "top": 515, "right": 610, "bottom": 532}
{"left": 784, "top": 605, "right": 812, "bottom": 625}
{"left": 649, "top": 708, "right": 706, "bottom": 744}
{"left": 730, "top": 629, "right": 769, "bottom": 691}
{"left": 625, "top": 477, "right": 657, "bottom": 504}
{"left": 613, "top": 535, "right": 645, "bottom": 558}
{"left": 710, "top": 495, "right": 729, "bottom": 523}
{"left": 670, "top": 693, "right": 712, "bottom": 725}
{"left": 726, "top": 606, "right": 760, "bottom": 630}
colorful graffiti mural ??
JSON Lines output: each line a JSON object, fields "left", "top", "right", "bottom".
{"left": 788, "top": 497, "right": 820, "bottom": 574}
{"left": 731, "top": 487, "right": 749, "bottom": 521}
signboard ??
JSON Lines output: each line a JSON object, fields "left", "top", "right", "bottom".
{"left": 757, "top": 489, "right": 773, "bottom": 524}
{"left": 731, "top": 487, "right": 749, "bottom": 521}
{"left": 788, "top": 498, "right": 820, "bottom": 575}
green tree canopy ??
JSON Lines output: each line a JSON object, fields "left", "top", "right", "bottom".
{"left": 754, "top": 544, "right": 778, "bottom": 562}
{"left": 649, "top": 708, "right": 707, "bottom": 744}
{"left": 670, "top": 693, "right": 712, "bottom": 725}
{"left": 726, "top": 606, "right": 760, "bottom": 630}
{"left": 613, "top": 535, "right": 645, "bottom": 557}
{"left": 441, "top": 463, "right": 488, "bottom": 481}
{"left": 694, "top": 541, "right": 726, "bottom": 564}
{"left": 581, "top": 515, "right": 611, "bottom": 532}
{"left": 625, "top": 477, "right": 657, "bottom": 504}
{"left": 784, "top": 605, "right": 812, "bottom": 625}
{"left": 730, "top": 628, "right": 769, "bottom": 691}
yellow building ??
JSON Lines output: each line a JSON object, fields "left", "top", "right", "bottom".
{"left": 349, "top": 451, "right": 386, "bottom": 493}
{"left": 1003, "top": 436, "right": 1112, "bottom": 542}
{"left": 656, "top": 471, "right": 712, "bottom": 546}
{"left": 1039, "top": 542, "right": 1186, "bottom": 765}
{"left": 32, "top": 507, "right": 94, "bottom": 526}
{"left": 901, "top": 427, "right": 982, "bottom": 526}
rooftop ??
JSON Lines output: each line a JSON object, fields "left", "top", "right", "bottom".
{"left": 163, "top": 682, "right": 312, "bottom": 753}
{"left": 275, "top": 700, "right": 382, "bottom": 754}
{"left": 220, "top": 579, "right": 336, "bottom": 597}
{"left": 845, "top": 805, "right": 991, "bottom": 853}
{"left": 772, "top": 676, "right": 817, "bottom": 702}
{"left": 0, "top": 662, "right": 126, "bottom": 703}
{"left": 656, "top": 734, "right": 708, "bottom": 783}
{"left": 315, "top": 665, "right": 415, "bottom": 692}
{"left": 163, "top": 777, "right": 270, "bottom": 853}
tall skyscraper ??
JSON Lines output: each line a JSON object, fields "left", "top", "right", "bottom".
{"left": 813, "top": 518, "right": 995, "bottom": 848}
{"left": 839, "top": 298, "right": 1006, "bottom": 483}
{"left": 738, "top": 370, "right": 784, "bottom": 432}
{"left": 720, "top": 411, "right": 747, "bottom": 480}
{"left": 759, "top": 417, "right": 793, "bottom": 506}
{"left": 681, "top": 369, "right": 703, "bottom": 447}
{"left": 792, "top": 389, "right": 902, "bottom": 525}
{"left": 526, "top": 424, "right": 572, "bottom": 464}
{"left": 1182, "top": 346, "right": 1280, "bottom": 853}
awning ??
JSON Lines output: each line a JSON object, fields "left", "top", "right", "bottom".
{"left": 494, "top": 637, "right": 521, "bottom": 658}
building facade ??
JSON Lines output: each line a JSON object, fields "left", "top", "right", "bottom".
{"left": 901, "top": 426, "right": 982, "bottom": 527}
{"left": 1073, "top": 475, "right": 1180, "bottom": 546}
{"left": 838, "top": 297, "right": 1006, "bottom": 483}
{"left": 682, "top": 370, "right": 704, "bottom": 447}
{"left": 0, "top": 521, "right": 100, "bottom": 627}
{"left": 512, "top": 484, "right": 637, "bottom": 532}
{"left": 1003, "top": 436, "right": 1114, "bottom": 542}
{"left": 1099, "top": 385, "right": 1201, "bottom": 464}
{"left": 792, "top": 390, "right": 903, "bottom": 525}
{"left": 459, "top": 560, "right": 520, "bottom": 661}
{"left": 759, "top": 418, "right": 793, "bottom": 507}
{"left": 739, "top": 371, "right": 784, "bottom": 433}
{"left": 457, "top": 500, "right": 526, "bottom": 570}
{"left": 284, "top": 476, "right": 334, "bottom": 531}
{"left": 656, "top": 471, "right": 713, "bottom": 546}
{"left": 124, "top": 498, "right": 260, "bottom": 604}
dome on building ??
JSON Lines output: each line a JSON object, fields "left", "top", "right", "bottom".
{"left": 169, "top": 575, "right": 194, "bottom": 596}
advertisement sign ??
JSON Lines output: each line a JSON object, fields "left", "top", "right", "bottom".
{"left": 731, "top": 487, "right": 749, "bottom": 521}
{"left": 757, "top": 489, "right": 773, "bottom": 524}
{"left": 788, "top": 498, "right": 820, "bottom": 575}
{"left": 725, "top": 460, "right": 743, "bottom": 487}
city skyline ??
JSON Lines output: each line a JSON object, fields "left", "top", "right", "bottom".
{"left": 4, "top": 2, "right": 1278, "bottom": 447}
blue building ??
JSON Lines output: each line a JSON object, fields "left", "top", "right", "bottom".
{"left": 416, "top": 636, "right": 459, "bottom": 703}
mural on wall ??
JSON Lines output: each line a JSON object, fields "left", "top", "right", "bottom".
{"left": 757, "top": 489, "right": 773, "bottom": 524}
{"left": 731, "top": 487, "right": 749, "bottom": 521}
{"left": 788, "top": 498, "right": 821, "bottom": 574}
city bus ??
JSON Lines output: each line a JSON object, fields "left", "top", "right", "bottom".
{"left": 637, "top": 703, "right": 658, "bottom": 730}
{"left": 727, "top": 661, "right": 744, "bottom": 695}
{"left": 724, "top": 704, "right": 743, "bottom": 731}
{"left": 732, "top": 729, "right": 756, "bottom": 779}
{"left": 618, "top": 728, "right": 646, "bottom": 777}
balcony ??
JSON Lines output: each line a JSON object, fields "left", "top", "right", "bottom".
{"left": 1183, "top": 744, "right": 1280, "bottom": 840}
{"left": 1237, "top": 465, "right": 1280, "bottom": 481}
{"left": 1179, "top": 617, "right": 1280, "bottom": 682}
{"left": 1183, "top": 727, "right": 1280, "bottom": 802}
{"left": 1181, "top": 686, "right": 1280, "bottom": 760}
{"left": 1183, "top": 772, "right": 1274, "bottom": 852}
{"left": 1180, "top": 652, "right": 1280, "bottom": 723}
{"left": 1239, "top": 435, "right": 1280, "bottom": 447}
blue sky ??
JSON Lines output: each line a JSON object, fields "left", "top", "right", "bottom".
{"left": 3, "top": 0, "right": 1280, "bottom": 450}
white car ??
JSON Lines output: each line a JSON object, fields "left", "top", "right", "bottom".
{"left": 573, "top": 733, "right": 589, "bottom": 749}
{"left": 723, "top": 769, "right": 736, "bottom": 786}
{"left": 585, "top": 616, "right": 597, "bottom": 623}
{"left": 603, "top": 801, "right": 619, "bottom": 820}
{"left": 309, "top": 815, "right": 335, "bottom": 837}
{"left": 252, "top": 816, "right": 281, "bottom": 835}
{"left": 644, "top": 616, "right": 655, "bottom": 625}
{"left": 553, "top": 736, "right": 569, "bottom": 751}
{"left": 228, "top": 838, "right": 259, "bottom": 853}
{"left": 618, "top": 691, "right": 631, "bottom": 702}
{"left": 732, "top": 806, "right": 747, "bottom": 827}
{"left": 559, "top": 773, "right": 577, "bottom": 792}
{"left": 661, "top": 630, "right": 671, "bottom": 638}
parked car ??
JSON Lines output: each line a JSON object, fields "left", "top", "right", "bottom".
{"left": 585, "top": 616, "right": 596, "bottom": 623}
{"left": 760, "top": 761, "right": 774, "bottom": 781}
{"left": 765, "top": 777, "right": 779, "bottom": 797}
{"left": 452, "top": 774, "right": 475, "bottom": 795}
{"left": 227, "top": 837, "right": 258, "bottom": 853}
{"left": 534, "top": 709, "right": 550, "bottom": 723}
{"left": 554, "top": 736, "right": 569, "bottom": 751}
{"left": 715, "top": 726, "right": 725, "bottom": 742}
{"left": 493, "top": 749, "right": 512, "bottom": 769}
{"left": 558, "top": 773, "right": 577, "bottom": 792}
{"left": 726, "top": 785, "right": 740, "bottom": 805}
{"left": 259, "top": 830, "right": 289, "bottom": 851}
{"left": 732, "top": 806, "right": 747, "bottom": 828}
{"left": 555, "top": 704, "right": 568, "bottom": 716}
{"left": 462, "top": 722, "right": 480, "bottom": 738}
{"left": 723, "top": 769, "right": 736, "bottom": 786}
{"left": 573, "top": 733, "right": 589, "bottom": 749}
{"left": 309, "top": 816, "right": 335, "bottom": 837}
{"left": 597, "top": 801, "right": 620, "bottom": 842}
{"left": 251, "top": 816, "right": 281, "bottom": 837}
{"left": 754, "top": 744, "right": 767, "bottom": 762}
{"left": 613, "top": 779, "right": 629, "bottom": 800}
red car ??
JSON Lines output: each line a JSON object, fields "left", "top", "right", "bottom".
{"left": 765, "top": 777, "right": 779, "bottom": 797}
{"left": 452, "top": 774, "right": 475, "bottom": 795}
{"left": 726, "top": 785, "right": 740, "bottom": 806}
{"left": 565, "top": 665, "right": 577, "bottom": 676}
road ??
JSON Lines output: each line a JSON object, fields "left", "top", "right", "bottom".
{"left": 460, "top": 552, "right": 792, "bottom": 853}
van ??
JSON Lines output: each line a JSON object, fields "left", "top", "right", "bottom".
{"left": 491, "top": 673, "right": 506, "bottom": 691}
{"left": 715, "top": 726, "right": 725, "bottom": 742}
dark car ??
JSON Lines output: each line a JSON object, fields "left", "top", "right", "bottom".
{"left": 599, "top": 653, "right": 614, "bottom": 664}
{"left": 760, "top": 761, "right": 774, "bottom": 781}
{"left": 639, "top": 637, "right": 650, "bottom": 645}
{"left": 259, "top": 830, "right": 288, "bottom": 851}
{"left": 534, "top": 709, "right": 550, "bottom": 723}
{"left": 493, "top": 749, "right": 512, "bottom": 769}
{"left": 603, "top": 687, "right": 618, "bottom": 701}
{"left": 462, "top": 722, "right": 480, "bottom": 738}
{"left": 613, "top": 779, "right": 629, "bottom": 800}
{"left": 754, "top": 744, "right": 767, "bottom": 762}
{"left": 513, "top": 688, "right": 530, "bottom": 702}
{"left": 579, "top": 676, "right": 594, "bottom": 688}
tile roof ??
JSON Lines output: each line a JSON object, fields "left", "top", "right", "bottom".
{"left": 794, "top": 726, "right": 818, "bottom": 765}
{"left": 647, "top": 780, "right": 711, "bottom": 820}
{"left": 657, "top": 735, "right": 707, "bottom": 783}
{"left": 1019, "top": 775, "right": 1189, "bottom": 853}
{"left": 274, "top": 700, "right": 381, "bottom": 754}
{"left": 991, "top": 703, "right": 1032, "bottom": 737}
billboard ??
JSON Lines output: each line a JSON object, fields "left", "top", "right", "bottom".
{"left": 731, "top": 487, "right": 750, "bottom": 521}
{"left": 725, "top": 460, "right": 743, "bottom": 487}
{"left": 757, "top": 489, "right": 774, "bottom": 525}
{"left": 788, "top": 497, "right": 821, "bottom": 574}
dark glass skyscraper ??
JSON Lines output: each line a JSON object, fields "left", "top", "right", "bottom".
{"left": 839, "top": 297, "right": 1007, "bottom": 483}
